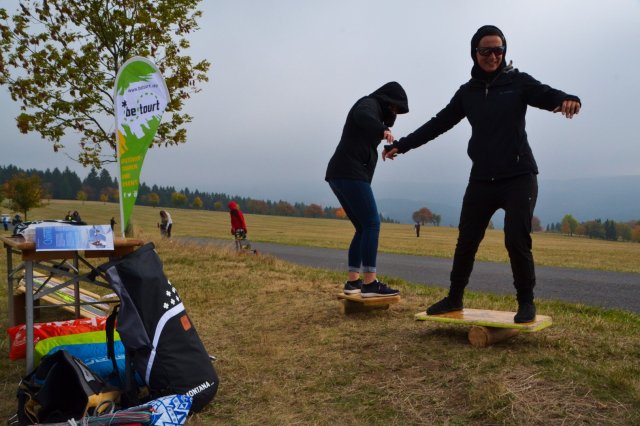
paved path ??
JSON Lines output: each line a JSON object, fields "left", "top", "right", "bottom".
{"left": 183, "top": 237, "right": 640, "bottom": 313}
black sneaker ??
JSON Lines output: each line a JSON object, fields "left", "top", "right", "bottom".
{"left": 514, "top": 302, "right": 536, "bottom": 323}
{"left": 426, "top": 297, "right": 463, "bottom": 315}
{"left": 360, "top": 280, "right": 400, "bottom": 298}
{"left": 343, "top": 279, "right": 363, "bottom": 295}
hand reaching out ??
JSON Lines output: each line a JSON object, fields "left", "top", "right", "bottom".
{"left": 553, "top": 99, "right": 581, "bottom": 119}
{"left": 382, "top": 146, "right": 398, "bottom": 161}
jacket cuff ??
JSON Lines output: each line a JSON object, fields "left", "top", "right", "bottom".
{"left": 392, "top": 139, "right": 407, "bottom": 154}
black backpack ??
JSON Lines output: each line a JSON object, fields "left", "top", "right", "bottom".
{"left": 14, "top": 350, "right": 121, "bottom": 425}
{"left": 97, "top": 242, "right": 218, "bottom": 412}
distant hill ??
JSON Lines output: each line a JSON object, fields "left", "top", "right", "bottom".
{"left": 536, "top": 175, "right": 640, "bottom": 224}
{"left": 375, "top": 175, "right": 640, "bottom": 227}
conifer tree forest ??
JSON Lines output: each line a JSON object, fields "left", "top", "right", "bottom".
{"left": 0, "top": 165, "right": 397, "bottom": 223}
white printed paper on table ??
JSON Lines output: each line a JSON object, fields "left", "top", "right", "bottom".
{"left": 35, "top": 225, "right": 114, "bottom": 251}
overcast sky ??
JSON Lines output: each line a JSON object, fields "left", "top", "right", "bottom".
{"left": 1, "top": 0, "right": 639, "bottom": 206}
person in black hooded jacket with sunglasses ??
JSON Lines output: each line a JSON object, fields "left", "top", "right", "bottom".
{"left": 383, "top": 25, "right": 581, "bottom": 323}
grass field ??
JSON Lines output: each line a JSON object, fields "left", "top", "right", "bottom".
{"left": 1, "top": 200, "right": 639, "bottom": 424}
{"left": 8, "top": 199, "right": 640, "bottom": 273}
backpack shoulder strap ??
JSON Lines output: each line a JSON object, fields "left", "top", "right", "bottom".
{"left": 106, "top": 304, "right": 141, "bottom": 408}
{"left": 106, "top": 305, "right": 120, "bottom": 378}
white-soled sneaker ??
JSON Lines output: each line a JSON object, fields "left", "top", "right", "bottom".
{"left": 360, "top": 280, "right": 399, "bottom": 298}
{"left": 343, "top": 279, "right": 362, "bottom": 294}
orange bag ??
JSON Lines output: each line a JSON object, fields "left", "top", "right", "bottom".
{"left": 7, "top": 317, "right": 107, "bottom": 360}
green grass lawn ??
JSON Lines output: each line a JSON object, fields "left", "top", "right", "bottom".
{"left": 1, "top": 200, "right": 639, "bottom": 424}
{"left": 8, "top": 199, "right": 640, "bottom": 273}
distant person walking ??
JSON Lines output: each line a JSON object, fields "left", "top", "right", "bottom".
{"left": 325, "top": 81, "right": 409, "bottom": 298}
{"left": 165, "top": 211, "right": 173, "bottom": 237}
{"left": 2, "top": 215, "right": 8, "bottom": 231}
{"left": 383, "top": 25, "right": 581, "bottom": 322}
{"left": 228, "top": 201, "right": 248, "bottom": 251}
{"left": 158, "top": 210, "right": 173, "bottom": 238}
{"left": 415, "top": 222, "right": 421, "bottom": 238}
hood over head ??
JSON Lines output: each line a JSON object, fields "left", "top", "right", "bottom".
{"left": 470, "top": 25, "right": 508, "bottom": 79}
{"left": 369, "top": 81, "right": 409, "bottom": 127}
{"left": 471, "top": 25, "right": 507, "bottom": 61}
{"left": 228, "top": 201, "right": 239, "bottom": 210}
{"left": 369, "top": 81, "right": 409, "bottom": 114}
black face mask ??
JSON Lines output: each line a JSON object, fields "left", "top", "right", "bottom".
{"left": 383, "top": 105, "right": 397, "bottom": 127}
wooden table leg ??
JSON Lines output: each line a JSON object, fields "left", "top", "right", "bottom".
{"left": 5, "top": 245, "right": 14, "bottom": 327}
{"left": 25, "top": 260, "right": 35, "bottom": 372}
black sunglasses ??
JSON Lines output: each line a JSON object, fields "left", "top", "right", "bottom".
{"left": 476, "top": 46, "right": 505, "bottom": 56}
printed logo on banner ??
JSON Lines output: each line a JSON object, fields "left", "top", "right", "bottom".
{"left": 114, "top": 57, "right": 170, "bottom": 234}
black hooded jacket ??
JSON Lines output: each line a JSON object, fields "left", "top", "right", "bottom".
{"left": 325, "top": 82, "right": 409, "bottom": 183}
{"left": 394, "top": 66, "right": 580, "bottom": 181}
{"left": 394, "top": 65, "right": 580, "bottom": 181}
{"left": 393, "top": 25, "right": 580, "bottom": 182}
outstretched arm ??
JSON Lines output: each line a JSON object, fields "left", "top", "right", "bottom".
{"left": 383, "top": 89, "right": 466, "bottom": 161}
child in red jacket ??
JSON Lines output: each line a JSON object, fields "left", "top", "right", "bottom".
{"left": 228, "top": 201, "right": 248, "bottom": 251}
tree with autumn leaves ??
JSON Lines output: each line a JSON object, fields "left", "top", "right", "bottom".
{"left": 561, "top": 214, "right": 579, "bottom": 236}
{"left": 412, "top": 207, "right": 432, "bottom": 225}
{"left": 0, "top": 0, "right": 210, "bottom": 168}
{"left": 3, "top": 174, "right": 43, "bottom": 220}
{"left": 411, "top": 207, "right": 441, "bottom": 226}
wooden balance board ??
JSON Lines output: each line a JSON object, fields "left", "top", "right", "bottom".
{"left": 415, "top": 308, "right": 552, "bottom": 347}
{"left": 337, "top": 293, "right": 400, "bottom": 314}
{"left": 16, "top": 276, "right": 114, "bottom": 319}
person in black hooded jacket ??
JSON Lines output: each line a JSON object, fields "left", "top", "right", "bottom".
{"left": 326, "top": 81, "right": 409, "bottom": 298}
{"left": 383, "top": 25, "right": 581, "bottom": 322}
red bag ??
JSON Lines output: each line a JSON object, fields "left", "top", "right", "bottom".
{"left": 7, "top": 317, "right": 107, "bottom": 360}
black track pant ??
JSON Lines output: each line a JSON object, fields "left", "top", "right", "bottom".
{"left": 449, "top": 173, "right": 538, "bottom": 304}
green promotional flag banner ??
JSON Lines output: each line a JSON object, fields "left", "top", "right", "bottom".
{"left": 114, "top": 57, "right": 170, "bottom": 236}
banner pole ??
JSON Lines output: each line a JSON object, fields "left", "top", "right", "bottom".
{"left": 114, "top": 67, "right": 125, "bottom": 238}
{"left": 116, "top": 127, "right": 126, "bottom": 238}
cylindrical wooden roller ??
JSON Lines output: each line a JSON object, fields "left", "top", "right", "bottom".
{"left": 468, "top": 326, "right": 520, "bottom": 347}
{"left": 343, "top": 300, "right": 390, "bottom": 314}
